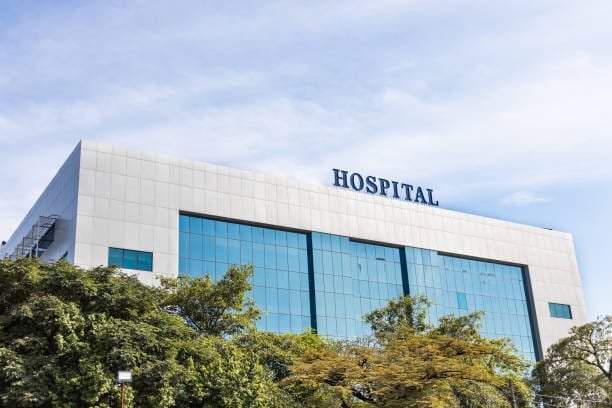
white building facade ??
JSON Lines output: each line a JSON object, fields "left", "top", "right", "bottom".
{"left": 2, "top": 140, "right": 587, "bottom": 360}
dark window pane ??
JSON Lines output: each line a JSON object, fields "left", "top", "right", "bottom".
{"left": 123, "top": 250, "right": 138, "bottom": 270}
{"left": 549, "top": 303, "right": 572, "bottom": 319}
{"left": 138, "top": 251, "right": 153, "bottom": 271}
{"left": 108, "top": 248, "right": 123, "bottom": 266}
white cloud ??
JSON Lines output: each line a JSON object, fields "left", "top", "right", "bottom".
{"left": 2, "top": 0, "right": 612, "bottom": 231}
{"left": 501, "top": 191, "right": 549, "bottom": 206}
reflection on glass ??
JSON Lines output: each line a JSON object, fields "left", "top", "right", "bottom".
{"left": 179, "top": 214, "right": 311, "bottom": 334}
{"left": 405, "top": 247, "right": 536, "bottom": 361}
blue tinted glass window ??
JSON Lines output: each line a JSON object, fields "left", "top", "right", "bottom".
{"left": 239, "top": 224, "right": 252, "bottom": 241}
{"left": 227, "top": 223, "right": 240, "bottom": 239}
{"left": 108, "top": 248, "right": 153, "bottom": 272}
{"left": 456, "top": 292, "right": 468, "bottom": 310}
{"left": 137, "top": 252, "right": 153, "bottom": 271}
{"left": 312, "top": 236, "right": 404, "bottom": 340}
{"left": 123, "top": 250, "right": 138, "bottom": 269}
{"left": 215, "top": 221, "right": 227, "bottom": 237}
{"left": 297, "top": 234, "right": 307, "bottom": 249}
{"left": 264, "top": 229, "right": 275, "bottom": 245}
{"left": 215, "top": 237, "right": 228, "bottom": 262}
{"left": 179, "top": 215, "right": 190, "bottom": 232}
{"left": 108, "top": 247, "right": 123, "bottom": 266}
{"left": 253, "top": 243, "right": 265, "bottom": 267}
{"left": 179, "top": 232, "right": 189, "bottom": 258}
{"left": 191, "top": 259, "right": 203, "bottom": 276}
{"left": 549, "top": 303, "right": 572, "bottom": 319}
{"left": 203, "top": 238, "right": 215, "bottom": 261}
{"left": 203, "top": 219, "right": 215, "bottom": 235}
{"left": 189, "top": 234, "right": 203, "bottom": 259}
{"left": 179, "top": 214, "right": 311, "bottom": 335}
{"left": 275, "top": 230, "right": 287, "bottom": 246}
{"left": 406, "top": 248, "right": 536, "bottom": 361}
{"left": 179, "top": 257, "right": 189, "bottom": 274}
{"left": 252, "top": 227, "right": 264, "bottom": 242}
{"left": 287, "top": 232, "right": 298, "bottom": 249}
{"left": 189, "top": 217, "right": 202, "bottom": 235}
{"left": 228, "top": 239, "right": 241, "bottom": 264}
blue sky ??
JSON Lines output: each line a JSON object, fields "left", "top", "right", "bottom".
{"left": 1, "top": 0, "right": 610, "bottom": 319}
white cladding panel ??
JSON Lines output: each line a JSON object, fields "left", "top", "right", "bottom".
{"left": 64, "top": 140, "right": 585, "bottom": 352}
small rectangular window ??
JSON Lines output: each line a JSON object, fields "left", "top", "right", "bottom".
{"left": 108, "top": 248, "right": 123, "bottom": 266}
{"left": 549, "top": 302, "right": 572, "bottom": 319}
{"left": 123, "top": 250, "right": 138, "bottom": 270}
{"left": 108, "top": 247, "right": 153, "bottom": 272}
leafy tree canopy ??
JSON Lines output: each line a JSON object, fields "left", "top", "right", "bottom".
{"left": 0, "top": 259, "right": 277, "bottom": 408}
{"left": 532, "top": 315, "right": 611, "bottom": 407}
{"left": 161, "top": 264, "right": 259, "bottom": 336}
{"left": 1, "top": 259, "right": 550, "bottom": 408}
{"left": 282, "top": 295, "right": 531, "bottom": 408}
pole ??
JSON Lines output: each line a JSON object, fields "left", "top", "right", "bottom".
{"left": 120, "top": 382, "right": 125, "bottom": 408}
{"left": 509, "top": 380, "right": 518, "bottom": 408}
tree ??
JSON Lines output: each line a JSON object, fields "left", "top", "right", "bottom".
{"left": 161, "top": 264, "right": 260, "bottom": 336}
{"left": 282, "top": 295, "right": 531, "bottom": 408}
{"left": 232, "top": 329, "right": 330, "bottom": 407}
{"left": 363, "top": 294, "right": 432, "bottom": 340}
{"left": 532, "top": 315, "right": 611, "bottom": 407}
{"left": 0, "top": 259, "right": 274, "bottom": 407}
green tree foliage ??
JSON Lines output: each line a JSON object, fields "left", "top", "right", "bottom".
{"left": 282, "top": 295, "right": 531, "bottom": 408}
{"left": 1, "top": 258, "right": 539, "bottom": 407}
{"left": 532, "top": 315, "right": 611, "bottom": 407}
{"left": 0, "top": 259, "right": 274, "bottom": 407}
{"left": 161, "top": 264, "right": 259, "bottom": 336}
{"left": 363, "top": 294, "right": 431, "bottom": 340}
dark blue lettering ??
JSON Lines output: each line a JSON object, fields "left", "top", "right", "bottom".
{"left": 379, "top": 178, "right": 390, "bottom": 196}
{"left": 415, "top": 187, "right": 427, "bottom": 203}
{"left": 333, "top": 169, "right": 349, "bottom": 188}
{"left": 391, "top": 181, "right": 400, "bottom": 198}
{"left": 366, "top": 176, "right": 378, "bottom": 194}
{"left": 332, "top": 169, "right": 440, "bottom": 206}
{"left": 427, "top": 189, "right": 439, "bottom": 206}
{"left": 350, "top": 173, "right": 364, "bottom": 191}
{"left": 401, "top": 183, "right": 413, "bottom": 201}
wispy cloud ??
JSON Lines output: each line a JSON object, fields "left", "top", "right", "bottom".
{"left": 2, "top": 0, "right": 611, "bottom": 318}
{"left": 501, "top": 191, "right": 549, "bottom": 206}
{"left": 1, "top": 0, "right": 612, "bottom": 231}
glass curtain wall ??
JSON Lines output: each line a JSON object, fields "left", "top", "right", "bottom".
{"left": 405, "top": 247, "right": 536, "bottom": 361}
{"left": 311, "top": 232, "right": 404, "bottom": 339}
{"left": 179, "top": 214, "right": 311, "bottom": 333}
{"left": 178, "top": 213, "right": 537, "bottom": 360}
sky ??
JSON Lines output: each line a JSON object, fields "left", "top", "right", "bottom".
{"left": 0, "top": 0, "right": 610, "bottom": 320}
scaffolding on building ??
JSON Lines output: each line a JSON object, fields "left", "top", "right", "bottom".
{"left": 8, "top": 215, "right": 58, "bottom": 260}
